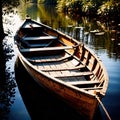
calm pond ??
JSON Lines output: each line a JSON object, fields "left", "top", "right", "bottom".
{"left": 2, "top": 3, "right": 120, "bottom": 120}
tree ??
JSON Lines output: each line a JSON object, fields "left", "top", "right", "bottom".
{"left": 0, "top": 0, "right": 20, "bottom": 82}
{"left": 0, "top": 0, "right": 20, "bottom": 119}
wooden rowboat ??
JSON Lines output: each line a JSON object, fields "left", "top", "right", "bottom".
{"left": 14, "top": 16, "right": 109, "bottom": 120}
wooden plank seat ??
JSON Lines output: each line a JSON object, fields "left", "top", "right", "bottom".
{"left": 66, "top": 80, "right": 100, "bottom": 85}
{"left": 54, "top": 71, "right": 93, "bottom": 78}
{"left": 41, "top": 64, "right": 85, "bottom": 71}
{"left": 27, "top": 55, "right": 73, "bottom": 63}
{"left": 22, "top": 36, "right": 57, "bottom": 41}
{"left": 26, "top": 39, "right": 55, "bottom": 48}
{"left": 20, "top": 46, "right": 74, "bottom": 53}
{"left": 17, "top": 40, "right": 48, "bottom": 48}
{"left": 28, "top": 43, "right": 49, "bottom": 48}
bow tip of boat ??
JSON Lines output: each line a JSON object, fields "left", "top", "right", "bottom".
{"left": 26, "top": 14, "right": 31, "bottom": 21}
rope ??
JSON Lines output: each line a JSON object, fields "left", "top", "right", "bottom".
{"left": 96, "top": 95, "right": 112, "bottom": 120}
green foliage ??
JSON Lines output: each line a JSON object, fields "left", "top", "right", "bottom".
{"left": 2, "top": 0, "right": 20, "bottom": 8}
{"left": 57, "top": 0, "right": 83, "bottom": 13}
{"left": 56, "top": 0, "right": 67, "bottom": 12}
{"left": 82, "top": 1, "right": 95, "bottom": 14}
{"left": 1, "top": 0, "right": 20, "bottom": 15}
{"left": 56, "top": 0, "right": 120, "bottom": 17}
{"left": 98, "top": 0, "right": 120, "bottom": 17}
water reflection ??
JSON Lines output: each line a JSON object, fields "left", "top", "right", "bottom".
{"left": 18, "top": 3, "right": 120, "bottom": 60}
{"left": 0, "top": 37, "right": 16, "bottom": 120}
{"left": 2, "top": 3, "right": 120, "bottom": 120}
{"left": 2, "top": 13, "right": 30, "bottom": 120}
{"left": 0, "top": 13, "right": 18, "bottom": 118}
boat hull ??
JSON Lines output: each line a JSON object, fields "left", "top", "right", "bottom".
{"left": 18, "top": 53, "right": 99, "bottom": 120}
{"left": 14, "top": 17, "right": 108, "bottom": 120}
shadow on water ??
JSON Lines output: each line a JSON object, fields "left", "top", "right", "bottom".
{"left": 0, "top": 69, "right": 16, "bottom": 120}
{"left": 14, "top": 57, "right": 103, "bottom": 120}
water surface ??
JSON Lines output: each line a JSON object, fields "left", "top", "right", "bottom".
{"left": 3, "top": 3, "right": 120, "bottom": 120}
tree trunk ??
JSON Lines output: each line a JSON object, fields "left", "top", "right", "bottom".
{"left": 0, "top": 1, "right": 6, "bottom": 83}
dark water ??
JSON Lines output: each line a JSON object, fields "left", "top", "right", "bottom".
{"left": 2, "top": 3, "right": 120, "bottom": 120}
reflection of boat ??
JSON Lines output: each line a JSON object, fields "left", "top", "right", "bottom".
{"left": 14, "top": 16, "right": 109, "bottom": 120}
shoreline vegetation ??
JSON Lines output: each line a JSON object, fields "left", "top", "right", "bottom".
{"left": 23, "top": 0, "right": 120, "bottom": 32}
{"left": 36, "top": 0, "right": 120, "bottom": 21}
{"left": 22, "top": 0, "right": 120, "bottom": 40}
{"left": 20, "top": 0, "right": 120, "bottom": 28}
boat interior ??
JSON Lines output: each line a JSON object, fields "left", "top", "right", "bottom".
{"left": 15, "top": 22, "right": 106, "bottom": 94}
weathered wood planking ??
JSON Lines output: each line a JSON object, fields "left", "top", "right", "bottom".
{"left": 14, "top": 17, "right": 109, "bottom": 120}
